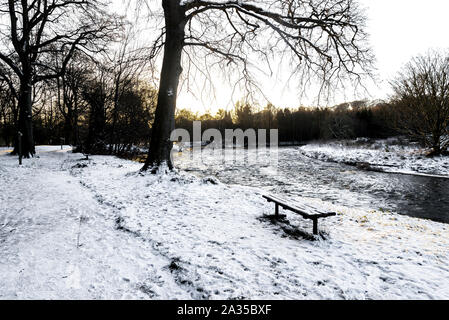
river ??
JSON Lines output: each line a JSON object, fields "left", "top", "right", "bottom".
{"left": 173, "top": 147, "right": 449, "bottom": 224}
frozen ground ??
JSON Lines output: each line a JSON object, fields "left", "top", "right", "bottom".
{"left": 1, "top": 146, "right": 449, "bottom": 299}
{"left": 300, "top": 138, "right": 449, "bottom": 178}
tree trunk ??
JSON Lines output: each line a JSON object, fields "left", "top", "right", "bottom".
{"left": 13, "top": 80, "right": 35, "bottom": 157}
{"left": 73, "top": 91, "right": 80, "bottom": 147}
{"left": 64, "top": 112, "right": 73, "bottom": 146}
{"left": 142, "top": 0, "right": 185, "bottom": 172}
{"left": 110, "top": 78, "right": 120, "bottom": 153}
{"left": 86, "top": 99, "right": 106, "bottom": 154}
{"left": 427, "top": 141, "right": 442, "bottom": 157}
{"left": 0, "top": 109, "right": 9, "bottom": 147}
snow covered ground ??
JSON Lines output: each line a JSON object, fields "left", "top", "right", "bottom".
{"left": 1, "top": 146, "right": 449, "bottom": 299}
{"left": 300, "top": 138, "right": 449, "bottom": 177}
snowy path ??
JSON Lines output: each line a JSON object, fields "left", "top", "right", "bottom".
{"left": 1, "top": 147, "right": 449, "bottom": 299}
{"left": 0, "top": 148, "right": 189, "bottom": 299}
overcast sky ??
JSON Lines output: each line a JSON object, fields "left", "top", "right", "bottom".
{"left": 119, "top": 0, "right": 449, "bottom": 113}
{"left": 360, "top": 0, "right": 449, "bottom": 99}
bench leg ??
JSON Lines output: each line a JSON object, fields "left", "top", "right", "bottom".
{"left": 275, "top": 204, "right": 279, "bottom": 217}
{"left": 313, "top": 218, "right": 318, "bottom": 235}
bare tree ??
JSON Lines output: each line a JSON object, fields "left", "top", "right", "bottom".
{"left": 107, "top": 28, "right": 152, "bottom": 153}
{"left": 0, "top": 0, "right": 121, "bottom": 157}
{"left": 141, "top": 0, "right": 373, "bottom": 172}
{"left": 0, "top": 65, "right": 18, "bottom": 145}
{"left": 59, "top": 55, "right": 91, "bottom": 146}
{"left": 391, "top": 51, "right": 449, "bottom": 156}
{"left": 0, "top": 78, "right": 17, "bottom": 145}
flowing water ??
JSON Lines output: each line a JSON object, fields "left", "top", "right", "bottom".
{"left": 174, "top": 147, "right": 449, "bottom": 224}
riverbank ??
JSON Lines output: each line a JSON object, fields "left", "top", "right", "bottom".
{"left": 1, "top": 147, "right": 449, "bottom": 299}
{"left": 300, "top": 138, "right": 449, "bottom": 178}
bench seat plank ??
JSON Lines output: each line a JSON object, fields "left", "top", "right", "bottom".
{"left": 262, "top": 194, "right": 336, "bottom": 219}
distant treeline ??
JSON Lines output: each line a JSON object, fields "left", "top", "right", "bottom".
{"left": 1, "top": 94, "right": 400, "bottom": 149}
{"left": 175, "top": 100, "right": 399, "bottom": 144}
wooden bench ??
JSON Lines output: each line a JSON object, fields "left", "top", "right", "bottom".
{"left": 262, "top": 194, "right": 336, "bottom": 235}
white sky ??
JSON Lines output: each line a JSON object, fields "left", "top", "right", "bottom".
{"left": 360, "top": 0, "right": 449, "bottom": 101}
{"left": 117, "top": 0, "right": 449, "bottom": 113}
